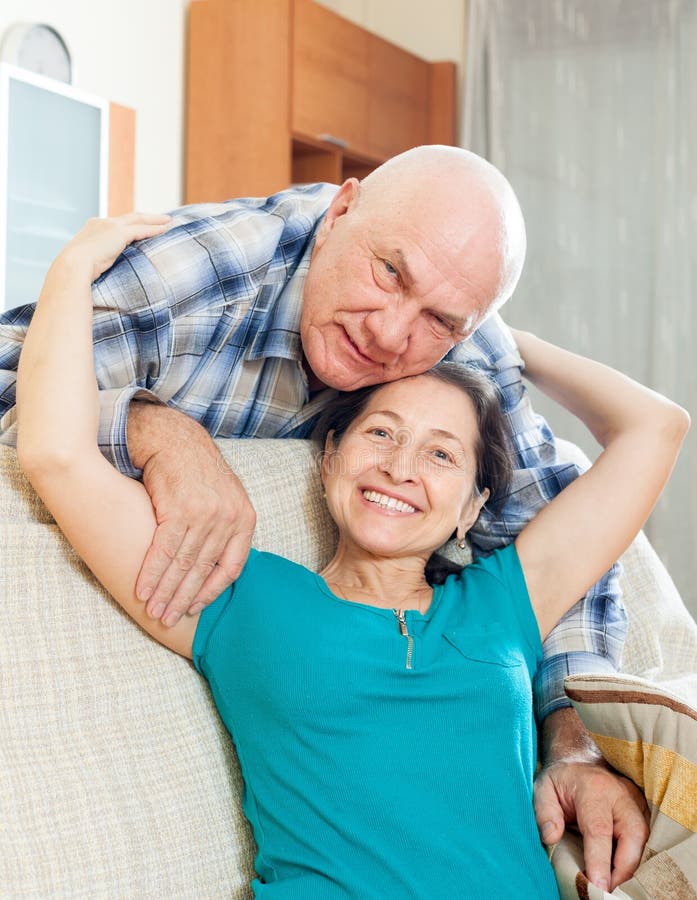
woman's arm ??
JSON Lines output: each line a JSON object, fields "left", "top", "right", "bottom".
{"left": 16, "top": 215, "right": 198, "bottom": 659}
{"left": 512, "top": 329, "right": 690, "bottom": 640}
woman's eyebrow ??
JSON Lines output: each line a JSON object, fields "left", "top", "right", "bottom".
{"left": 429, "top": 428, "right": 465, "bottom": 448}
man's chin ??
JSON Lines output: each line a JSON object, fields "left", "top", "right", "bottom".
{"left": 304, "top": 354, "right": 381, "bottom": 392}
{"left": 322, "top": 371, "right": 382, "bottom": 392}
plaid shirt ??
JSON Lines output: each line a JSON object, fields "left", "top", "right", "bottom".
{"left": 0, "top": 183, "right": 625, "bottom": 719}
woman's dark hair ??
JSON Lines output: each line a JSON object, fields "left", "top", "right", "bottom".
{"left": 312, "top": 362, "right": 514, "bottom": 585}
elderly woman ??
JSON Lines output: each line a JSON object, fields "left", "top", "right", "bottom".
{"left": 16, "top": 216, "right": 688, "bottom": 899}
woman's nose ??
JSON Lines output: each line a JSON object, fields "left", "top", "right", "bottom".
{"left": 377, "top": 439, "right": 418, "bottom": 483}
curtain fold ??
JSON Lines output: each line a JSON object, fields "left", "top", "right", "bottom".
{"left": 462, "top": 0, "right": 697, "bottom": 617}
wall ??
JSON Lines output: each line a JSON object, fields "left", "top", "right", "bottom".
{"left": 0, "top": 0, "right": 188, "bottom": 212}
{"left": 0, "top": 1, "right": 464, "bottom": 211}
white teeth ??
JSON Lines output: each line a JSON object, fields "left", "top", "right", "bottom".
{"left": 362, "top": 490, "right": 416, "bottom": 513}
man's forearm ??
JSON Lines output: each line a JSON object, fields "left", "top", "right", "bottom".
{"left": 540, "top": 707, "right": 605, "bottom": 766}
{"left": 127, "top": 400, "right": 218, "bottom": 471}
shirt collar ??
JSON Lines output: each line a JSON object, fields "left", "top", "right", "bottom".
{"left": 245, "top": 229, "right": 319, "bottom": 363}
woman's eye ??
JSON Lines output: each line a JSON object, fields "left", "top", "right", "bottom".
{"left": 368, "top": 427, "right": 390, "bottom": 439}
{"left": 432, "top": 448, "right": 452, "bottom": 463}
{"left": 383, "top": 259, "right": 398, "bottom": 278}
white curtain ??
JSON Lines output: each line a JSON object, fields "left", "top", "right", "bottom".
{"left": 463, "top": 0, "right": 697, "bottom": 617}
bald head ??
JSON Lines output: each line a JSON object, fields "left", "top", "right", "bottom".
{"left": 358, "top": 145, "right": 526, "bottom": 316}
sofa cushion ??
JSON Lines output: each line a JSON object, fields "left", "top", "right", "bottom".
{"left": 551, "top": 673, "right": 697, "bottom": 899}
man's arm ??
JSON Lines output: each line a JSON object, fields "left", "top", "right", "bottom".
{"left": 447, "top": 313, "right": 646, "bottom": 889}
{"left": 1, "top": 203, "right": 284, "bottom": 621}
{"left": 127, "top": 401, "right": 255, "bottom": 625}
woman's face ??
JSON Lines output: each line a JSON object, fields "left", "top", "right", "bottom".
{"left": 321, "top": 375, "right": 489, "bottom": 561}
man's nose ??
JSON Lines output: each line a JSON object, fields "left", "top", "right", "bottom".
{"left": 364, "top": 304, "right": 417, "bottom": 360}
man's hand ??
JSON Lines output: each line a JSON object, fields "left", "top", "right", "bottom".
{"left": 128, "top": 401, "right": 256, "bottom": 626}
{"left": 534, "top": 707, "right": 649, "bottom": 892}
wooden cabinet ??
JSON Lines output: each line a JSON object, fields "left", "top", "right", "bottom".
{"left": 367, "top": 34, "right": 430, "bottom": 160}
{"left": 186, "top": 0, "right": 456, "bottom": 202}
{"left": 292, "top": 0, "right": 370, "bottom": 156}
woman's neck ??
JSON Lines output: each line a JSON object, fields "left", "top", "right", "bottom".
{"left": 319, "top": 544, "right": 433, "bottom": 612}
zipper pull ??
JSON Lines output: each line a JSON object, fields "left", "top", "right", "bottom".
{"left": 393, "top": 609, "right": 414, "bottom": 670}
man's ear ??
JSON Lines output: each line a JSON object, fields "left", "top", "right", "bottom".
{"left": 314, "top": 178, "right": 360, "bottom": 250}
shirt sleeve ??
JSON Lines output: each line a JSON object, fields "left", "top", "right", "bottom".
{"left": 1, "top": 208, "right": 258, "bottom": 476}
{"left": 192, "top": 582, "right": 236, "bottom": 677}
{"left": 0, "top": 241, "right": 177, "bottom": 475}
{"left": 447, "top": 314, "right": 628, "bottom": 721}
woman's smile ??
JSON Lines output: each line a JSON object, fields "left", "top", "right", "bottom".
{"left": 358, "top": 487, "right": 420, "bottom": 515}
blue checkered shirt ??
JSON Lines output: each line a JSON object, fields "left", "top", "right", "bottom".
{"left": 0, "top": 183, "right": 625, "bottom": 719}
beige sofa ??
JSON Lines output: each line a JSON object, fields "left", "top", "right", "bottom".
{"left": 2, "top": 439, "right": 696, "bottom": 898}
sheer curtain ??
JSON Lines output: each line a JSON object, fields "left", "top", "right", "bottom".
{"left": 463, "top": 0, "right": 697, "bottom": 617}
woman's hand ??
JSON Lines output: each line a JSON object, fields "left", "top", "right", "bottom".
{"left": 57, "top": 213, "right": 172, "bottom": 284}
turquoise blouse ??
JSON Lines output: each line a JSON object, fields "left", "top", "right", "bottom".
{"left": 193, "top": 545, "right": 559, "bottom": 899}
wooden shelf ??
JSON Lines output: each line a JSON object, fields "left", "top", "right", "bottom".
{"left": 291, "top": 131, "right": 382, "bottom": 185}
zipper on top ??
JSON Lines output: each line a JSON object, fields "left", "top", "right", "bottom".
{"left": 393, "top": 609, "right": 414, "bottom": 670}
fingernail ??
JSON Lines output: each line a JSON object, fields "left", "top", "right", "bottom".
{"left": 591, "top": 875, "right": 610, "bottom": 892}
{"left": 164, "top": 611, "right": 181, "bottom": 628}
{"left": 138, "top": 585, "right": 152, "bottom": 601}
{"left": 151, "top": 602, "right": 166, "bottom": 619}
{"left": 540, "top": 822, "right": 556, "bottom": 842}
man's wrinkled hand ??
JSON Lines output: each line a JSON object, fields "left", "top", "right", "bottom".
{"left": 129, "top": 404, "right": 256, "bottom": 626}
{"left": 534, "top": 758, "right": 650, "bottom": 892}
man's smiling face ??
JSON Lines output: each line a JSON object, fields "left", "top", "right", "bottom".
{"left": 299, "top": 150, "right": 525, "bottom": 392}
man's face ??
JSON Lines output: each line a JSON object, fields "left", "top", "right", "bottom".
{"left": 300, "top": 180, "right": 498, "bottom": 392}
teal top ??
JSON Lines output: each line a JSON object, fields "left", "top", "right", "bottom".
{"left": 193, "top": 544, "right": 560, "bottom": 899}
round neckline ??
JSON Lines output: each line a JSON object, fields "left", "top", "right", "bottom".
{"left": 313, "top": 572, "right": 443, "bottom": 621}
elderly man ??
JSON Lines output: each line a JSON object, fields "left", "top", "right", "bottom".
{"left": 0, "top": 146, "right": 647, "bottom": 891}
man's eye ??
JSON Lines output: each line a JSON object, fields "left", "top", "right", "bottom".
{"left": 383, "top": 259, "right": 399, "bottom": 279}
{"left": 430, "top": 313, "right": 455, "bottom": 336}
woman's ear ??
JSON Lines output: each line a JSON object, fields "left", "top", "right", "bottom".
{"left": 457, "top": 487, "right": 490, "bottom": 540}
{"left": 320, "top": 430, "right": 336, "bottom": 486}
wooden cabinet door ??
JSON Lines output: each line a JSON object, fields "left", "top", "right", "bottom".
{"left": 292, "top": 0, "right": 370, "bottom": 155}
{"left": 186, "top": 0, "right": 292, "bottom": 201}
{"left": 367, "top": 34, "right": 430, "bottom": 160}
